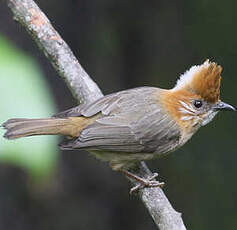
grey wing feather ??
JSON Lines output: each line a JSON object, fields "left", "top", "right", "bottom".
{"left": 59, "top": 87, "right": 181, "bottom": 155}
{"left": 53, "top": 87, "right": 155, "bottom": 118}
{"left": 53, "top": 89, "right": 128, "bottom": 118}
{"left": 52, "top": 105, "right": 84, "bottom": 118}
{"left": 78, "top": 123, "right": 144, "bottom": 152}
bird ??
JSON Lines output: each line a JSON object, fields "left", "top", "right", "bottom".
{"left": 2, "top": 60, "right": 236, "bottom": 192}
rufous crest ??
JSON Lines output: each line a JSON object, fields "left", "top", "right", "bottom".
{"left": 173, "top": 60, "right": 222, "bottom": 103}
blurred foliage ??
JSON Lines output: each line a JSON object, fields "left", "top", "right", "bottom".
{"left": 0, "top": 35, "right": 58, "bottom": 181}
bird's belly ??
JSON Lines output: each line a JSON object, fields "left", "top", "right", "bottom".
{"left": 89, "top": 150, "right": 155, "bottom": 170}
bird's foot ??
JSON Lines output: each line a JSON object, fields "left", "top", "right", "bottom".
{"left": 118, "top": 169, "right": 164, "bottom": 194}
{"left": 129, "top": 173, "right": 164, "bottom": 194}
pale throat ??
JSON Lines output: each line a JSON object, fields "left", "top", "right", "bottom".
{"left": 201, "top": 110, "right": 218, "bottom": 126}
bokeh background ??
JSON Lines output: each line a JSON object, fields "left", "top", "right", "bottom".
{"left": 0, "top": 1, "right": 236, "bottom": 229}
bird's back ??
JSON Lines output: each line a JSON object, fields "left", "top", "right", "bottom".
{"left": 56, "top": 87, "right": 182, "bottom": 166}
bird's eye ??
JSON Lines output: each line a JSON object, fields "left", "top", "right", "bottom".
{"left": 193, "top": 100, "right": 203, "bottom": 108}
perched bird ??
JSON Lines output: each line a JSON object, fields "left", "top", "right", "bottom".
{"left": 2, "top": 60, "right": 236, "bottom": 192}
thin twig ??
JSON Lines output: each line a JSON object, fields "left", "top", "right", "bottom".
{"left": 6, "top": 0, "right": 187, "bottom": 229}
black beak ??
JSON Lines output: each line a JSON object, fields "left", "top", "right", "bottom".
{"left": 213, "top": 101, "right": 236, "bottom": 111}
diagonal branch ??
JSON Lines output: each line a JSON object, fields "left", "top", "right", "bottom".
{"left": 6, "top": 0, "right": 187, "bottom": 229}
{"left": 7, "top": 0, "right": 103, "bottom": 104}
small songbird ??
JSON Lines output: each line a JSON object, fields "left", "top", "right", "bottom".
{"left": 2, "top": 60, "right": 236, "bottom": 191}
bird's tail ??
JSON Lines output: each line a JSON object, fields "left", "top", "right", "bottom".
{"left": 2, "top": 117, "right": 85, "bottom": 140}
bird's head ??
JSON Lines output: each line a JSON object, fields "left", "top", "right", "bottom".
{"left": 162, "top": 60, "right": 235, "bottom": 136}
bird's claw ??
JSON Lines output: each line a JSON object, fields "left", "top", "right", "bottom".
{"left": 129, "top": 173, "right": 164, "bottom": 194}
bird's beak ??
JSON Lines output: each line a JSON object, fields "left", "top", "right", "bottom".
{"left": 213, "top": 101, "right": 236, "bottom": 111}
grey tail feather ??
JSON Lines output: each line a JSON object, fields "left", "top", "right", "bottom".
{"left": 2, "top": 118, "right": 67, "bottom": 140}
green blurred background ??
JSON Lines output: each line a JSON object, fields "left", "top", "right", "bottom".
{"left": 0, "top": 1, "right": 236, "bottom": 229}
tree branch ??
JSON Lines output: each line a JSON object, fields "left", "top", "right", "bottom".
{"left": 6, "top": 0, "right": 187, "bottom": 229}
{"left": 7, "top": 0, "right": 103, "bottom": 104}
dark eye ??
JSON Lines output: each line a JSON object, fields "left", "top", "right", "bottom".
{"left": 193, "top": 100, "right": 203, "bottom": 108}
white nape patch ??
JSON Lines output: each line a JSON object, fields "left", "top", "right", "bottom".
{"left": 172, "top": 60, "right": 210, "bottom": 91}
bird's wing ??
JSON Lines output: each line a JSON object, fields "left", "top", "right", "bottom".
{"left": 58, "top": 87, "right": 181, "bottom": 154}
{"left": 53, "top": 87, "right": 155, "bottom": 118}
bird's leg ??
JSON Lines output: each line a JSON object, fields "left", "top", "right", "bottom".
{"left": 118, "top": 169, "right": 164, "bottom": 194}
